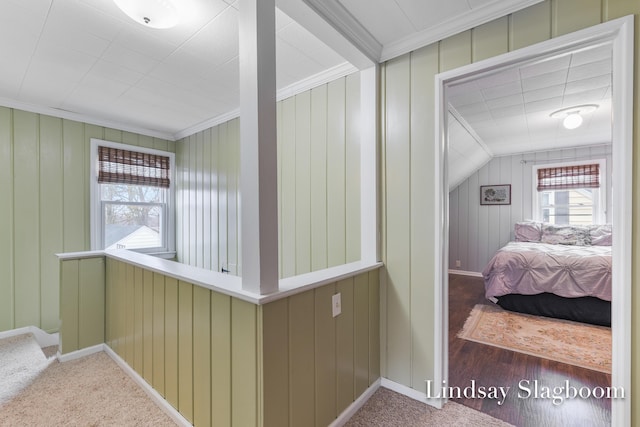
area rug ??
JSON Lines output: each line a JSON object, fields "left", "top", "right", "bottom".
{"left": 457, "top": 304, "right": 611, "bottom": 374}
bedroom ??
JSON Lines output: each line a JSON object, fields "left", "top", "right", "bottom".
{"left": 445, "top": 28, "right": 617, "bottom": 425}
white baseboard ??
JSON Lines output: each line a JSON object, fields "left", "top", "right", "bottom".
{"left": 57, "top": 344, "right": 104, "bottom": 362}
{"left": 0, "top": 326, "right": 59, "bottom": 348}
{"left": 329, "top": 378, "right": 381, "bottom": 427}
{"left": 381, "top": 377, "right": 443, "bottom": 409}
{"left": 103, "top": 345, "right": 191, "bottom": 427}
{"left": 448, "top": 269, "right": 482, "bottom": 278}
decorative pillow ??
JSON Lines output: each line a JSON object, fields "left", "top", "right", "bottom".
{"left": 514, "top": 221, "right": 542, "bottom": 242}
{"left": 590, "top": 224, "right": 612, "bottom": 246}
{"left": 541, "top": 224, "right": 591, "bottom": 246}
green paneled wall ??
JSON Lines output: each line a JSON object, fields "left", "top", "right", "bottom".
{"left": 0, "top": 107, "right": 172, "bottom": 334}
{"left": 175, "top": 73, "right": 362, "bottom": 278}
{"left": 105, "top": 258, "right": 255, "bottom": 426}
{"left": 261, "top": 268, "right": 380, "bottom": 427}
{"left": 98, "top": 256, "right": 379, "bottom": 426}
{"left": 380, "top": 0, "right": 640, "bottom": 420}
{"left": 59, "top": 257, "right": 105, "bottom": 354}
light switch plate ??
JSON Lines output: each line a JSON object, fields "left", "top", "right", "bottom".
{"left": 332, "top": 293, "right": 341, "bottom": 317}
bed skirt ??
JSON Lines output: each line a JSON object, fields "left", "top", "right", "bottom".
{"left": 495, "top": 293, "right": 611, "bottom": 327}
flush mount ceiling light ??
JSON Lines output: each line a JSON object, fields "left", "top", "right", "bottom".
{"left": 550, "top": 104, "right": 599, "bottom": 130}
{"left": 113, "top": 0, "right": 180, "bottom": 29}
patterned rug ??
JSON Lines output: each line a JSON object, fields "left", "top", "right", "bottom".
{"left": 457, "top": 304, "right": 611, "bottom": 373}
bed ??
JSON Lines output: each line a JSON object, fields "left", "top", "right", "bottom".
{"left": 482, "top": 222, "right": 612, "bottom": 326}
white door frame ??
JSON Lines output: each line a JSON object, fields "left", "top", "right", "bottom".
{"left": 433, "top": 16, "right": 634, "bottom": 425}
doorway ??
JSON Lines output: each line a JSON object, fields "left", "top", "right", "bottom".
{"left": 433, "top": 16, "right": 633, "bottom": 426}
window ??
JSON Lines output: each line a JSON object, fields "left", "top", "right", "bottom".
{"left": 90, "top": 139, "right": 175, "bottom": 255}
{"left": 533, "top": 160, "right": 606, "bottom": 225}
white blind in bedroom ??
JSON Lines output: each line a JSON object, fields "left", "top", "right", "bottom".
{"left": 537, "top": 163, "right": 600, "bottom": 191}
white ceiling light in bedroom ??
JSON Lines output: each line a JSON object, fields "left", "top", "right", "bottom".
{"left": 113, "top": 0, "right": 180, "bottom": 29}
{"left": 550, "top": 104, "right": 599, "bottom": 130}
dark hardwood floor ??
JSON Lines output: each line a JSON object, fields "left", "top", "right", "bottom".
{"left": 448, "top": 274, "right": 611, "bottom": 427}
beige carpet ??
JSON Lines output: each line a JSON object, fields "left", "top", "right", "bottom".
{"left": 345, "top": 387, "right": 513, "bottom": 426}
{"left": 458, "top": 304, "right": 611, "bottom": 373}
{"left": 0, "top": 335, "right": 176, "bottom": 427}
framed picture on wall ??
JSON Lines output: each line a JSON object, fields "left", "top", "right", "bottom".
{"left": 480, "top": 184, "right": 511, "bottom": 205}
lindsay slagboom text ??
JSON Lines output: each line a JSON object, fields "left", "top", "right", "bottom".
{"left": 425, "top": 380, "right": 624, "bottom": 406}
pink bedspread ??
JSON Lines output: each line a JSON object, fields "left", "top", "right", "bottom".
{"left": 482, "top": 242, "right": 612, "bottom": 302}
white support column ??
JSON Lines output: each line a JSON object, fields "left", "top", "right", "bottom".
{"left": 360, "top": 66, "right": 380, "bottom": 263}
{"left": 239, "top": 0, "right": 279, "bottom": 294}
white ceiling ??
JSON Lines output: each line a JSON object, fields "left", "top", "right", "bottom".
{"left": 447, "top": 43, "right": 612, "bottom": 156}
{"left": 0, "top": 0, "right": 543, "bottom": 140}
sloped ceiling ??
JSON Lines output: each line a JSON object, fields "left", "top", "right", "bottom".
{"left": 447, "top": 41, "right": 612, "bottom": 190}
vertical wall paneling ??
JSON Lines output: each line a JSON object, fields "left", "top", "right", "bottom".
{"left": 327, "top": 79, "right": 347, "bottom": 268}
{"left": 189, "top": 135, "right": 198, "bottom": 268}
{"left": 449, "top": 146, "right": 612, "bottom": 272}
{"left": 152, "top": 272, "right": 165, "bottom": 396}
{"left": 39, "top": 115, "right": 63, "bottom": 331}
{"left": 193, "top": 285, "right": 211, "bottom": 427}
{"left": 262, "top": 298, "right": 289, "bottom": 427}
{"left": 178, "top": 281, "right": 194, "bottom": 423}
{"left": 438, "top": 31, "right": 471, "bottom": 72}
{"left": 59, "top": 260, "right": 79, "bottom": 353}
{"left": 59, "top": 257, "right": 105, "bottom": 354}
{"left": 287, "top": 290, "right": 315, "bottom": 427}
{"left": 383, "top": 56, "right": 412, "bottom": 385}
{"left": 552, "top": 0, "right": 601, "bottom": 36}
{"left": 0, "top": 106, "right": 171, "bottom": 335}
{"left": 195, "top": 132, "right": 204, "bottom": 268}
{"left": 210, "top": 291, "right": 231, "bottom": 426}
{"left": 13, "top": 111, "right": 40, "bottom": 328}
{"left": 78, "top": 257, "right": 105, "bottom": 349}
{"left": 0, "top": 108, "right": 12, "bottom": 331}
{"left": 227, "top": 120, "right": 240, "bottom": 275}
{"left": 174, "top": 77, "right": 360, "bottom": 278}
{"left": 281, "top": 97, "right": 297, "bottom": 278}
{"left": 336, "top": 278, "right": 355, "bottom": 413}
{"left": 62, "top": 120, "right": 86, "bottom": 253}
{"left": 218, "top": 123, "right": 229, "bottom": 274}
{"left": 410, "top": 44, "right": 439, "bottom": 389}
{"left": 310, "top": 86, "right": 329, "bottom": 271}
{"left": 314, "top": 284, "right": 337, "bottom": 426}
{"left": 202, "top": 129, "right": 212, "bottom": 270}
{"left": 73, "top": 258, "right": 380, "bottom": 426}
{"left": 509, "top": 1, "right": 552, "bottom": 50}
{"left": 164, "top": 277, "right": 179, "bottom": 409}
{"left": 142, "top": 269, "right": 154, "bottom": 383}
{"left": 353, "top": 273, "right": 370, "bottom": 395}
{"left": 345, "top": 73, "right": 361, "bottom": 263}
{"left": 230, "top": 298, "right": 258, "bottom": 427}
{"left": 471, "top": 16, "right": 509, "bottom": 62}
{"left": 368, "top": 268, "right": 380, "bottom": 384}
{"left": 133, "top": 267, "right": 144, "bottom": 374}
{"left": 295, "top": 91, "right": 312, "bottom": 275}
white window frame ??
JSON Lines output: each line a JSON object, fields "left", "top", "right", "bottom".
{"left": 532, "top": 158, "right": 607, "bottom": 224}
{"left": 90, "top": 138, "right": 176, "bottom": 257}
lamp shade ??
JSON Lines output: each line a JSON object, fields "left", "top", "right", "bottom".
{"left": 113, "top": 0, "right": 179, "bottom": 29}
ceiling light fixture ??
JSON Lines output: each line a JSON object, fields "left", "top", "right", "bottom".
{"left": 113, "top": 0, "right": 180, "bottom": 29}
{"left": 550, "top": 104, "right": 599, "bottom": 130}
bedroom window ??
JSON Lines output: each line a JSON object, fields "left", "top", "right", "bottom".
{"left": 533, "top": 160, "right": 605, "bottom": 225}
{"left": 90, "top": 139, "right": 175, "bottom": 256}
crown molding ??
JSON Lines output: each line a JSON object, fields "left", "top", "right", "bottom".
{"left": 380, "top": 0, "right": 544, "bottom": 62}
{"left": 303, "top": 0, "right": 382, "bottom": 63}
{"left": 0, "top": 97, "right": 176, "bottom": 141}
{"left": 174, "top": 61, "right": 358, "bottom": 141}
